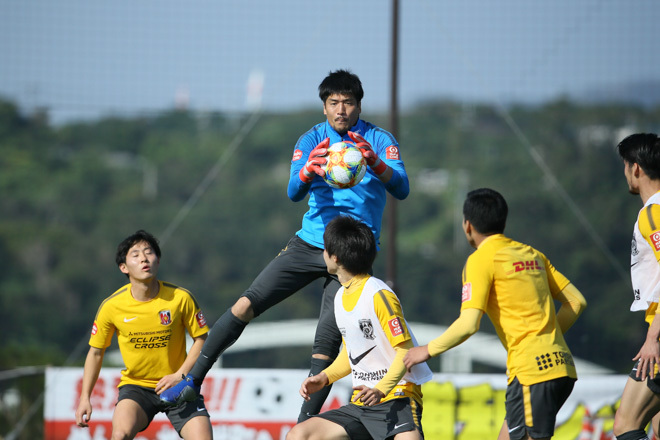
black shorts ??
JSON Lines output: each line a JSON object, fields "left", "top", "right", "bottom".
{"left": 241, "top": 235, "right": 343, "bottom": 358}
{"left": 316, "top": 398, "right": 423, "bottom": 440}
{"left": 505, "top": 376, "right": 575, "bottom": 440}
{"left": 628, "top": 359, "right": 660, "bottom": 393}
{"left": 117, "top": 385, "right": 209, "bottom": 436}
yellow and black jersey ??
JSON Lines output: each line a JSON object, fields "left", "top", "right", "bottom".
{"left": 630, "top": 191, "right": 660, "bottom": 325}
{"left": 461, "top": 234, "right": 575, "bottom": 386}
{"left": 89, "top": 280, "right": 208, "bottom": 388}
{"left": 333, "top": 274, "right": 432, "bottom": 406}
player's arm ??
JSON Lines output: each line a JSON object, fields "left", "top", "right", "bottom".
{"left": 372, "top": 340, "right": 413, "bottom": 398}
{"left": 348, "top": 131, "right": 409, "bottom": 200}
{"left": 640, "top": 204, "right": 660, "bottom": 262}
{"left": 543, "top": 253, "right": 587, "bottom": 333}
{"left": 404, "top": 308, "right": 483, "bottom": 370}
{"left": 554, "top": 283, "right": 587, "bottom": 333}
{"left": 635, "top": 313, "right": 660, "bottom": 380}
{"left": 75, "top": 346, "right": 105, "bottom": 427}
{"left": 155, "top": 333, "right": 208, "bottom": 394}
{"left": 287, "top": 137, "right": 329, "bottom": 202}
{"left": 323, "top": 343, "right": 352, "bottom": 384}
{"left": 633, "top": 204, "right": 660, "bottom": 380}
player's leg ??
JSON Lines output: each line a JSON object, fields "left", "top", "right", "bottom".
{"left": 299, "top": 275, "right": 343, "bottom": 422}
{"left": 167, "top": 394, "right": 212, "bottom": 440}
{"left": 390, "top": 398, "right": 425, "bottom": 440}
{"left": 179, "top": 415, "right": 212, "bottom": 440}
{"left": 111, "top": 399, "right": 149, "bottom": 440}
{"left": 613, "top": 375, "right": 660, "bottom": 439}
{"left": 178, "top": 414, "right": 212, "bottom": 440}
{"left": 161, "top": 235, "right": 326, "bottom": 405}
{"left": 651, "top": 412, "right": 660, "bottom": 440}
{"left": 111, "top": 386, "right": 155, "bottom": 440}
{"left": 497, "top": 419, "right": 510, "bottom": 440}
{"left": 393, "top": 430, "right": 422, "bottom": 440}
{"left": 290, "top": 405, "right": 374, "bottom": 440}
{"left": 504, "top": 376, "right": 574, "bottom": 440}
{"left": 286, "top": 416, "right": 350, "bottom": 440}
{"left": 197, "top": 235, "right": 325, "bottom": 374}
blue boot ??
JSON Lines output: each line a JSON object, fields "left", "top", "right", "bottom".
{"left": 160, "top": 374, "right": 200, "bottom": 406}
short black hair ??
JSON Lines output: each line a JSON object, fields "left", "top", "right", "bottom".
{"left": 463, "top": 188, "right": 508, "bottom": 235}
{"left": 617, "top": 133, "right": 660, "bottom": 180}
{"left": 318, "top": 69, "right": 364, "bottom": 104}
{"left": 323, "top": 215, "right": 376, "bottom": 275}
{"left": 115, "top": 230, "right": 161, "bottom": 267}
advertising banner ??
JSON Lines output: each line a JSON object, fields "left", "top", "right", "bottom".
{"left": 45, "top": 368, "right": 628, "bottom": 440}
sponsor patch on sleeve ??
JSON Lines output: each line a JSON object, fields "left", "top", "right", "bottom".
{"left": 461, "top": 283, "right": 472, "bottom": 303}
{"left": 388, "top": 317, "right": 403, "bottom": 337}
{"left": 292, "top": 149, "right": 303, "bottom": 161}
{"left": 651, "top": 231, "right": 660, "bottom": 252}
{"left": 91, "top": 322, "right": 98, "bottom": 336}
{"left": 385, "top": 145, "right": 400, "bottom": 160}
{"left": 196, "top": 311, "right": 207, "bottom": 328}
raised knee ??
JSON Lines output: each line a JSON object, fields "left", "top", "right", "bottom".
{"left": 286, "top": 424, "right": 305, "bottom": 440}
{"left": 613, "top": 411, "right": 636, "bottom": 437}
{"left": 232, "top": 297, "right": 254, "bottom": 322}
{"left": 111, "top": 431, "right": 133, "bottom": 440}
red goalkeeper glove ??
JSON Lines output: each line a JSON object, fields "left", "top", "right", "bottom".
{"left": 299, "top": 138, "right": 330, "bottom": 183}
{"left": 348, "top": 131, "right": 387, "bottom": 175}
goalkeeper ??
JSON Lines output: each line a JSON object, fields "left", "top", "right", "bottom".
{"left": 161, "top": 69, "right": 409, "bottom": 422}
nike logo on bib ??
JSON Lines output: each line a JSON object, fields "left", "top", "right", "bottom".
{"left": 349, "top": 346, "right": 376, "bottom": 365}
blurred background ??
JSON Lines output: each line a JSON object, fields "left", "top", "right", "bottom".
{"left": 2, "top": 0, "right": 660, "bottom": 437}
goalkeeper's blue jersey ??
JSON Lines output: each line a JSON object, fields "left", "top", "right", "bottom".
{"left": 287, "top": 119, "right": 409, "bottom": 249}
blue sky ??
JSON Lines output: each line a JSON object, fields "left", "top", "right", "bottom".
{"left": 1, "top": 0, "right": 658, "bottom": 124}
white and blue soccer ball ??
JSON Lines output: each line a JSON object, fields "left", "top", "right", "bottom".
{"left": 322, "top": 141, "right": 367, "bottom": 189}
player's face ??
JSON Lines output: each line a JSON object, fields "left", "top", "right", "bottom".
{"left": 323, "top": 93, "right": 361, "bottom": 135}
{"left": 624, "top": 161, "right": 640, "bottom": 195}
{"left": 323, "top": 249, "right": 338, "bottom": 274}
{"left": 120, "top": 241, "right": 160, "bottom": 282}
{"left": 462, "top": 219, "right": 478, "bottom": 249}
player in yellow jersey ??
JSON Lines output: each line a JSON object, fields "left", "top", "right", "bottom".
{"left": 287, "top": 215, "right": 432, "bottom": 440}
{"left": 612, "top": 133, "right": 660, "bottom": 440}
{"left": 404, "top": 188, "right": 587, "bottom": 440}
{"left": 75, "top": 230, "right": 212, "bottom": 439}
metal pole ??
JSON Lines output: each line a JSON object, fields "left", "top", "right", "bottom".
{"left": 387, "top": 0, "right": 400, "bottom": 290}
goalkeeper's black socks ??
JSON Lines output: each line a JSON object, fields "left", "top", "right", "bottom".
{"left": 297, "top": 357, "right": 335, "bottom": 423}
{"left": 189, "top": 308, "right": 248, "bottom": 384}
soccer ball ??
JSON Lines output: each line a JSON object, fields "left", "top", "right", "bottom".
{"left": 321, "top": 141, "right": 367, "bottom": 189}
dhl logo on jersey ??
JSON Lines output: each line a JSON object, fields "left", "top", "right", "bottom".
{"left": 506, "top": 259, "right": 544, "bottom": 275}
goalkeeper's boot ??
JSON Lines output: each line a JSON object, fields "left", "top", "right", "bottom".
{"left": 160, "top": 374, "right": 200, "bottom": 406}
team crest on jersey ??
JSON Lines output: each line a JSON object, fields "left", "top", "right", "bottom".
{"left": 388, "top": 317, "right": 403, "bottom": 337}
{"left": 359, "top": 319, "right": 376, "bottom": 340}
{"left": 196, "top": 311, "right": 207, "bottom": 328}
{"left": 461, "top": 283, "right": 472, "bottom": 302}
{"left": 159, "top": 310, "right": 172, "bottom": 326}
{"left": 292, "top": 149, "right": 303, "bottom": 161}
{"left": 631, "top": 235, "right": 639, "bottom": 256}
{"left": 91, "top": 322, "right": 98, "bottom": 336}
{"left": 386, "top": 145, "right": 400, "bottom": 160}
{"left": 651, "top": 231, "right": 660, "bottom": 251}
